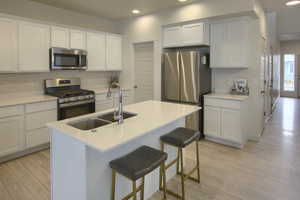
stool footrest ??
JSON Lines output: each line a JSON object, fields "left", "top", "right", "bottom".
{"left": 165, "top": 158, "right": 178, "bottom": 170}
{"left": 122, "top": 184, "right": 143, "bottom": 200}
{"left": 165, "top": 188, "right": 182, "bottom": 199}
{"left": 178, "top": 166, "right": 200, "bottom": 182}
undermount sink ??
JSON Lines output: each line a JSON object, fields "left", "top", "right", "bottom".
{"left": 68, "top": 118, "right": 111, "bottom": 131}
{"left": 68, "top": 111, "right": 137, "bottom": 131}
{"left": 97, "top": 111, "right": 137, "bottom": 122}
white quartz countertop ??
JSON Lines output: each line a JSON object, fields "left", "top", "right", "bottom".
{"left": 0, "top": 94, "right": 57, "bottom": 108}
{"left": 47, "top": 100, "right": 200, "bottom": 152}
{"left": 204, "top": 93, "right": 249, "bottom": 101}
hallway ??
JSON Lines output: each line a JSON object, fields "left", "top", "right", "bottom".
{"left": 151, "top": 97, "right": 300, "bottom": 200}
{"left": 1, "top": 98, "right": 300, "bottom": 200}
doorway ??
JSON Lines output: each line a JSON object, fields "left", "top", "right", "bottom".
{"left": 133, "top": 42, "right": 154, "bottom": 103}
{"left": 282, "top": 54, "right": 297, "bottom": 98}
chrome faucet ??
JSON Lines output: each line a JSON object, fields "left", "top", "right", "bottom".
{"left": 107, "top": 82, "right": 124, "bottom": 124}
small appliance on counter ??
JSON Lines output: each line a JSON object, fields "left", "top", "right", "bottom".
{"left": 231, "top": 79, "right": 249, "bottom": 95}
{"left": 44, "top": 78, "right": 95, "bottom": 120}
{"left": 50, "top": 47, "right": 87, "bottom": 70}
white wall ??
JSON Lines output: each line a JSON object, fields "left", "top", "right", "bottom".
{"left": 277, "top": 7, "right": 300, "bottom": 36}
{"left": 119, "top": 0, "right": 255, "bottom": 100}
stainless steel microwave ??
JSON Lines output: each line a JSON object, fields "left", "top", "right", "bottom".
{"left": 50, "top": 47, "right": 87, "bottom": 70}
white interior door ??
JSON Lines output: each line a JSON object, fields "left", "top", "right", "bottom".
{"left": 134, "top": 42, "right": 154, "bottom": 103}
{"left": 282, "top": 54, "right": 298, "bottom": 98}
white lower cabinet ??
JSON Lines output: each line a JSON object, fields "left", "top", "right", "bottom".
{"left": 26, "top": 128, "right": 50, "bottom": 148}
{"left": 0, "top": 116, "right": 24, "bottom": 157}
{"left": 25, "top": 102, "right": 57, "bottom": 148}
{"left": 221, "top": 109, "right": 242, "bottom": 143}
{"left": 204, "top": 96, "right": 248, "bottom": 148}
{"left": 204, "top": 106, "right": 221, "bottom": 138}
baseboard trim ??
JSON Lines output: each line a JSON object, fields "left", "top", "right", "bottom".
{"left": 0, "top": 143, "right": 50, "bottom": 164}
{"left": 205, "top": 136, "right": 243, "bottom": 149}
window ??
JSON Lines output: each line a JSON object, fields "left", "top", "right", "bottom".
{"left": 283, "top": 54, "right": 296, "bottom": 91}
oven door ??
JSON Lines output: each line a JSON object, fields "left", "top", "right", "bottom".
{"left": 50, "top": 47, "right": 87, "bottom": 70}
{"left": 58, "top": 101, "right": 95, "bottom": 120}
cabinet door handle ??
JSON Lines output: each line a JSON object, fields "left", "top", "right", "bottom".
{"left": 134, "top": 85, "right": 138, "bottom": 89}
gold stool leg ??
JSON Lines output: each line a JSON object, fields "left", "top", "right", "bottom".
{"left": 179, "top": 148, "right": 185, "bottom": 200}
{"left": 111, "top": 170, "right": 116, "bottom": 200}
{"left": 196, "top": 140, "right": 200, "bottom": 183}
{"left": 140, "top": 177, "right": 145, "bottom": 200}
{"left": 132, "top": 181, "right": 137, "bottom": 200}
{"left": 176, "top": 148, "right": 180, "bottom": 174}
{"left": 159, "top": 142, "right": 165, "bottom": 190}
{"left": 161, "top": 163, "right": 167, "bottom": 199}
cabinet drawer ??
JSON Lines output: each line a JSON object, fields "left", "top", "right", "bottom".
{"left": 25, "top": 101, "right": 57, "bottom": 113}
{"left": 26, "top": 109, "right": 57, "bottom": 131}
{"left": 204, "top": 98, "right": 240, "bottom": 110}
{"left": 0, "top": 105, "right": 24, "bottom": 118}
{"left": 26, "top": 127, "right": 49, "bottom": 148}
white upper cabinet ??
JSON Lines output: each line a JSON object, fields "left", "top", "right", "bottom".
{"left": 87, "top": 32, "right": 106, "bottom": 71}
{"left": 70, "top": 29, "right": 86, "bottom": 50}
{"left": 210, "top": 18, "right": 250, "bottom": 69}
{"left": 182, "top": 23, "right": 209, "bottom": 46}
{"left": 51, "top": 26, "right": 70, "bottom": 48}
{"left": 0, "top": 18, "right": 18, "bottom": 72}
{"left": 19, "top": 21, "right": 50, "bottom": 72}
{"left": 163, "top": 22, "right": 209, "bottom": 48}
{"left": 163, "top": 26, "right": 182, "bottom": 48}
{"left": 106, "top": 34, "right": 122, "bottom": 71}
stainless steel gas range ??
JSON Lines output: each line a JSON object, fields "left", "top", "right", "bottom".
{"left": 44, "top": 78, "right": 95, "bottom": 120}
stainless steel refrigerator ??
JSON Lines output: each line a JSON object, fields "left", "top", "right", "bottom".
{"left": 162, "top": 47, "right": 211, "bottom": 138}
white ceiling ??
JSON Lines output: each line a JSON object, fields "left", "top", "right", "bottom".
{"left": 261, "top": 0, "right": 300, "bottom": 11}
{"left": 29, "top": 0, "right": 200, "bottom": 20}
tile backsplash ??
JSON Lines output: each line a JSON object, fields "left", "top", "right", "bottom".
{"left": 0, "top": 71, "right": 117, "bottom": 97}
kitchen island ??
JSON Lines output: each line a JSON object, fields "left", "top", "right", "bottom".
{"left": 47, "top": 100, "right": 199, "bottom": 200}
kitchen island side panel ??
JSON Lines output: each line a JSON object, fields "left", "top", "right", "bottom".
{"left": 51, "top": 129, "right": 87, "bottom": 200}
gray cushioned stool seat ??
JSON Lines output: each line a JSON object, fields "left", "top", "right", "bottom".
{"left": 160, "top": 127, "right": 200, "bottom": 148}
{"left": 109, "top": 145, "right": 167, "bottom": 181}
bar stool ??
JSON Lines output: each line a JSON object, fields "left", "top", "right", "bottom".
{"left": 109, "top": 145, "right": 168, "bottom": 200}
{"left": 159, "top": 127, "right": 200, "bottom": 200}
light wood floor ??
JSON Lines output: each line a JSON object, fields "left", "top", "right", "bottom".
{"left": 1, "top": 98, "right": 300, "bottom": 200}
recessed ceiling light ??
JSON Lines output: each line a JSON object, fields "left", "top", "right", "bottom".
{"left": 286, "top": 0, "right": 300, "bottom": 6}
{"left": 178, "top": 0, "right": 188, "bottom": 2}
{"left": 132, "top": 9, "right": 141, "bottom": 14}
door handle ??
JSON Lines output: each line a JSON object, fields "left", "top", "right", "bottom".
{"left": 134, "top": 85, "right": 138, "bottom": 89}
